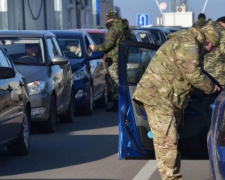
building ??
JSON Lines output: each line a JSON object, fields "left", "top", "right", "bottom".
{"left": 0, "top": 0, "right": 114, "bottom": 30}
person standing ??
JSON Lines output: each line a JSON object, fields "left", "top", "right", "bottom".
{"left": 192, "top": 13, "right": 207, "bottom": 29}
{"left": 132, "top": 25, "right": 221, "bottom": 180}
{"left": 204, "top": 16, "right": 225, "bottom": 88}
{"left": 89, "top": 11, "right": 129, "bottom": 112}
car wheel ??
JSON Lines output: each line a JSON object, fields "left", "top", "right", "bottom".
{"left": 83, "top": 85, "right": 94, "bottom": 115}
{"left": 7, "top": 107, "right": 30, "bottom": 155}
{"left": 95, "top": 82, "right": 108, "bottom": 108}
{"left": 42, "top": 96, "right": 57, "bottom": 133}
{"left": 60, "top": 90, "right": 75, "bottom": 123}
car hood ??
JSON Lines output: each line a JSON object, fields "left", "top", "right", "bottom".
{"left": 15, "top": 65, "right": 47, "bottom": 83}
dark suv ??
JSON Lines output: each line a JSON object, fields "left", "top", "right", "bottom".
{"left": 0, "top": 45, "right": 31, "bottom": 155}
{"left": 0, "top": 30, "right": 75, "bottom": 133}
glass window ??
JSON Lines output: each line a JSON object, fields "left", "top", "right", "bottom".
{"left": 0, "top": 49, "right": 11, "bottom": 67}
{"left": 57, "top": 37, "right": 83, "bottom": 59}
{"left": 46, "top": 38, "right": 59, "bottom": 60}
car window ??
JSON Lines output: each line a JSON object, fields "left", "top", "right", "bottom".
{"left": 89, "top": 33, "right": 105, "bottom": 45}
{"left": 149, "top": 29, "right": 163, "bottom": 45}
{"left": 127, "top": 45, "right": 157, "bottom": 84}
{"left": 0, "top": 38, "right": 44, "bottom": 64}
{"left": 46, "top": 38, "right": 59, "bottom": 60}
{"left": 52, "top": 37, "right": 63, "bottom": 56}
{"left": 0, "top": 49, "right": 12, "bottom": 67}
{"left": 57, "top": 37, "right": 83, "bottom": 59}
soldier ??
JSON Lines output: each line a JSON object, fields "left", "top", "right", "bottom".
{"left": 192, "top": 13, "right": 207, "bottom": 29}
{"left": 204, "top": 16, "right": 225, "bottom": 88}
{"left": 89, "top": 11, "right": 129, "bottom": 112}
{"left": 132, "top": 25, "right": 221, "bottom": 180}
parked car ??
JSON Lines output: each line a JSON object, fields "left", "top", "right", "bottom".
{"left": 0, "top": 30, "right": 75, "bottom": 133}
{"left": 79, "top": 28, "right": 108, "bottom": 45}
{"left": 135, "top": 26, "right": 171, "bottom": 45}
{"left": 131, "top": 29, "right": 155, "bottom": 44}
{"left": 118, "top": 40, "right": 218, "bottom": 159}
{"left": 207, "top": 90, "right": 225, "bottom": 180}
{"left": 50, "top": 30, "right": 108, "bottom": 115}
{"left": 0, "top": 45, "right": 31, "bottom": 155}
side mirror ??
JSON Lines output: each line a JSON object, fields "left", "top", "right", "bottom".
{"left": 0, "top": 67, "right": 16, "bottom": 79}
{"left": 51, "top": 55, "right": 69, "bottom": 65}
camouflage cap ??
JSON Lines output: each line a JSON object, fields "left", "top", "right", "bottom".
{"left": 105, "top": 11, "right": 117, "bottom": 20}
{"left": 201, "top": 25, "right": 220, "bottom": 46}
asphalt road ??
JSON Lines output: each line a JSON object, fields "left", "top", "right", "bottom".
{"left": 0, "top": 106, "right": 212, "bottom": 180}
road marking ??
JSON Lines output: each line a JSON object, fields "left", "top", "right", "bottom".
{"left": 133, "top": 160, "right": 157, "bottom": 180}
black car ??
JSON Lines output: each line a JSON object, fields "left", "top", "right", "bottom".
{"left": 0, "top": 45, "right": 31, "bottom": 155}
{"left": 0, "top": 30, "right": 75, "bottom": 133}
{"left": 51, "top": 30, "right": 108, "bottom": 115}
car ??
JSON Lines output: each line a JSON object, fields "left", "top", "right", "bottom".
{"left": 135, "top": 26, "right": 171, "bottom": 45}
{"left": 50, "top": 30, "right": 108, "bottom": 115}
{"left": 131, "top": 29, "right": 155, "bottom": 44}
{"left": 207, "top": 90, "right": 225, "bottom": 180}
{"left": 0, "top": 45, "right": 31, "bottom": 155}
{"left": 79, "top": 28, "right": 108, "bottom": 45}
{"left": 0, "top": 30, "right": 75, "bottom": 133}
{"left": 118, "top": 40, "right": 218, "bottom": 159}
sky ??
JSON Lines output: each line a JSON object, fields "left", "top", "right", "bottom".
{"left": 113, "top": 0, "right": 225, "bottom": 26}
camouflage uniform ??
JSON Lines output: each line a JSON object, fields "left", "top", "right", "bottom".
{"left": 204, "top": 21, "right": 225, "bottom": 87}
{"left": 132, "top": 25, "right": 219, "bottom": 180}
{"left": 94, "top": 12, "right": 128, "bottom": 101}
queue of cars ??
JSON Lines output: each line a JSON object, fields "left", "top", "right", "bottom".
{"left": 0, "top": 26, "right": 223, "bottom": 179}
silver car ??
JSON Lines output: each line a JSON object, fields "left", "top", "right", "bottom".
{"left": 0, "top": 30, "right": 75, "bottom": 133}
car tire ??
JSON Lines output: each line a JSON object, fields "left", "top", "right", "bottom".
{"left": 95, "top": 83, "right": 108, "bottom": 108}
{"left": 7, "top": 107, "right": 30, "bottom": 155}
{"left": 60, "top": 90, "right": 75, "bottom": 123}
{"left": 83, "top": 85, "right": 94, "bottom": 115}
{"left": 42, "top": 96, "right": 57, "bottom": 133}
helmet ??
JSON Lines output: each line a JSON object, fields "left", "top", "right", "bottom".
{"left": 201, "top": 25, "right": 220, "bottom": 46}
{"left": 105, "top": 11, "right": 117, "bottom": 20}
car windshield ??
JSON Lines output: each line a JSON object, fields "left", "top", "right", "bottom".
{"left": 57, "top": 38, "right": 83, "bottom": 59}
{"left": 0, "top": 38, "right": 44, "bottom": 65}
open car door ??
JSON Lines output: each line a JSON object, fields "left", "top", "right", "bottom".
{"left": 118, "top": 40, "right": 218, "bottom": 159}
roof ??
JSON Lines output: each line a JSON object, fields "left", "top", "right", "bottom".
{"left": 49, "top": 30, "right": 88, "bottom": 37}
{"left": 0, "top": 30, "right": 55, "bottom": 38}
{"left": 78, "top": 28, "right": 108, "bottom": 34}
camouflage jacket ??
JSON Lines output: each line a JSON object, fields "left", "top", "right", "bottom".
{"left": 94, "top": 19, "right": 126, "bottom": 64}
{"left": 204, "top": 21, "right": 225, "bottom": 86}
{"left": 132, "top": 28, "right": 214, "bottom": 110}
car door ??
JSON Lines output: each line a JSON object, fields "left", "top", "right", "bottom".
{"left": 46, "top": 37, "right": 71, "bottom": 112}
{"left": 85, "top": 34, "right": 106, "bottom": 98}
{"left": 118, "top": 40, "right": 218, "bottom": 159}
{"left": 0, "top": 48, "right": 23, "bottom": 143}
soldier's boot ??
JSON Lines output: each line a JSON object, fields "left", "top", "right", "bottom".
{"left": 106, "top": 100, "right": 118, "bottom": 112}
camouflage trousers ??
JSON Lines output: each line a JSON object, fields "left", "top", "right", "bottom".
{"left": 144, "top": 101, "right": 182, "bottom": 180}
{"left": 107, "top": 63, "right": 119, "bottom": 101}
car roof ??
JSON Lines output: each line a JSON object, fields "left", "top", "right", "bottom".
{"left": 0, "top": 30, "right": 55, "bottom": 38}
{"left": 50, "top": 30, "right": 88, "bottom": 37}
{"left": 78, "top": 28, "right": 108, "bottom": 34}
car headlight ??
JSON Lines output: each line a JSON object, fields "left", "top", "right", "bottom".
{"left": 72, "top": 70, "right": 85, "bottom": 80}
{"left": 27, "top": 81, "right": 45, "bottom": 95}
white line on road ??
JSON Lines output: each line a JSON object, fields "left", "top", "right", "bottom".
{"left": 132, "top": 160, "right": 157, "bottom": 180}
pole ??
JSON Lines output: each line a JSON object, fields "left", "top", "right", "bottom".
{"left": 202, "top": 0, "right": 209, "bottom": 13}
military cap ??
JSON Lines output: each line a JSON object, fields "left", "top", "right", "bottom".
{"left": 201, "top": 25, "right": 220, "bottom": 46}
{"left": 105, "top": 11, "right": 117, "bottom": 20}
